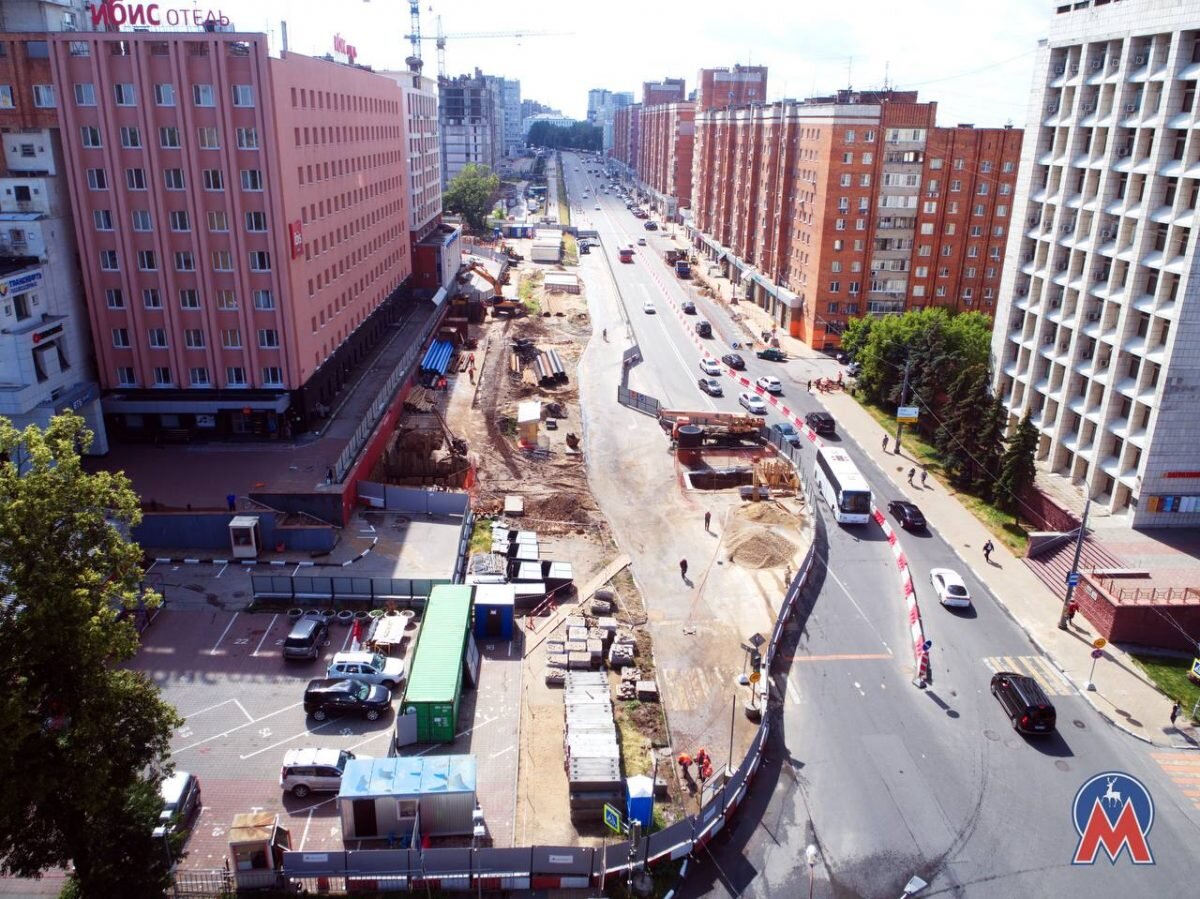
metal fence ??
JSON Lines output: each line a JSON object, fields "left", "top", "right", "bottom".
{"left": 616, "top": 384, "right": 661, "bottom": 418}
{"left": 250, "top": 575, "right": 450, "bottom": 603}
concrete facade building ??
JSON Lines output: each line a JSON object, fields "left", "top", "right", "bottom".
{"left": 992, "top": 0, "right": 1200, "bottom": 525}
{"left": 638, "top": 102, "right": 693, "bottom": 217}
{"left": 43, "top": 30, "right": 411, "bottom": 440}
{"left": 501, "top": 79, "right": 522, "bottom": 158}
{"left": 439, "top": 70, "right": 499, "bottom": 187}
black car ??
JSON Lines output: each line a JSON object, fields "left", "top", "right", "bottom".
{"left": 695, "top": 320, "right": 712, "bottom": 338}
{"left": 721, "top": 353, "right": 746, "bottom": 370}
{"left": 990, "top": 672, "right": 1057, "bottom": 735}
{"left": 643, "top": 221, "right": 658, "bottom": 230}
{"left": 303, "top": 679, "right": 392, "bottom": 722}
{"left": 805, "top": 411, "right": 836, "bottom": 435}
{"left": 887, "top": 499, "right": 926, "bottom": 530}
{"left": 770, "top": 422, "right": 802, "bottom": 447}
{"left": 681, "top": 301, "right": 697, "bottom": 314}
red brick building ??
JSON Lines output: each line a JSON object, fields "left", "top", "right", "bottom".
{"left": 638, "top": 102, "right": 693, "bottom": 218}
{"left": 696, "top": 65, "right": 768, "bottom": 112}
{"left": 610, "top": 103, "right": 639, "bottom": 170}
{"left": 642, "top": 78, "right": 685, "bottom": 106}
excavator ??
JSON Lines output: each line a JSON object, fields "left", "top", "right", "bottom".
{"left": 461, "top": 261, "right": 523, "bottom": 317}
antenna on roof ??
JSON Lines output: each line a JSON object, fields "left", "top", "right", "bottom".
{"left": 883, "top": 60, "right": 891, "bottom": 92}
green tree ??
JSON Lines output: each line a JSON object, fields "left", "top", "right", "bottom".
{"left": 443, "top": 163, "right": 500, "bottom": 233}
{"left": 526, "top": 121, "right": 602, "bottom": 151}
{"left": 971, "top": 395, "right": 1008, "bottom": 500}
{"left": 996, "top": 412, "right": 1040, "bottom": 513}
{"left": 936, "top": 364, "right": 989, "bottom": 486}
{"left": 0, "top": 414, "right": 182, "bottom": 897}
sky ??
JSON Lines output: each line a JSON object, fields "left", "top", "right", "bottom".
{"left": 222, "top": 0, "right": 1052, "bottom": 127}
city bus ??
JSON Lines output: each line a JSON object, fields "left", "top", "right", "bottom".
{"left": 813, "top": 446, "right": 872, "bottom": 524}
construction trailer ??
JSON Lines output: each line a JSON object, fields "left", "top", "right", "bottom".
{"left": 337, "top": 755, "right": 478, "bottom": 841}
{"left": 399, "top": 585, "right": 474, "bottom": 744}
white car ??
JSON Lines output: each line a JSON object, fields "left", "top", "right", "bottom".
{"left": 326, "top": 651, "right": 406, "bottom": 689}
{"left": 699, "top": 357, "right": 722, "bottom": 376}
{"left": 738, "top": 392, "right": 767, "bottom": 414}
{"left": 594, "top": 204, "right": 601, "bottom": 210}
{"left": 642, "top": 300, "right": 656, "bottom": 314}
{"left": 756, "top": 375, "right": 783, "bottom": 394}
{"left": 930, "top": 568, "right": 972, "bottom": 608}
{"left": 637, "top": 238, "right": 647, "bottom": 246}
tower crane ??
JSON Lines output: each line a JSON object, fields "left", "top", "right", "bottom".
{"left": 404, "top": 15, "right": 569, "bottom": 79}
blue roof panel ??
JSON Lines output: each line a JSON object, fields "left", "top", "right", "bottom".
{"left": 340, "top": 755, "right": 476, "bottom": 799}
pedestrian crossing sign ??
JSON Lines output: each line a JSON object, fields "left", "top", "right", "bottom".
{"left": 1189, "top": 657, "right": 1200, "bottom": 684}
{"left": 603, "top": 803, "right": 623, "bottom": 835}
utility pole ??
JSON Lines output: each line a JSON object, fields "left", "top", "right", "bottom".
{"left": 1058, "top": 496, "right": 1092, "bottom": 630}
{"left": 894, "top": 357, "right": 912, "bottom": 454}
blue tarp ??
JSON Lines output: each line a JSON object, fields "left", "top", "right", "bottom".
{"left": 420, "top": 339, "right": 454, "bottom": 374}
{"left": 340, "top": 755, "right": 476, "bottom": 800}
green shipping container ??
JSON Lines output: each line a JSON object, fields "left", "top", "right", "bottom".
{"left": 401, "top": 585, "right": 473, "bottom": 743}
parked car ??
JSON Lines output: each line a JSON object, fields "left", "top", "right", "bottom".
{"left": 303, "top": 679, "right": 392, "bottom": 722}
{"left": 326, "top": 651, "right": 406, "bottom": 690}
{"left": 280, "top": 748, "right": 357, "bottom": 798}
{"left": 847, "top": 361, "right": 862, "bottom": 377}
{"left": 695, "top": 320, "right": 712, "bottom": 338}
{"left": 721, "top": 353, "right": 746, "bottom": 370}
{"left": 154, "top": 771, "right": 201, "bottom": 841}
{"left": 593, "top": 204, "right": 601, "bottom": 211}
{"left": 756, "top": 347, "right": 787, "bottom": 361}
{"left": 637, "top": 237, "right": 647, "bottom": 246}
{"left": 739, "top": 392, "right": 767, "bottom": 414}
{"left": 990, "top": 671, "right": 1057, "bottom": 735}
{"left": 887, "top": 500, "right": 926, "bottom": 530}
{"left": 756, "top": 375, "right": 783, "bottom": 394}
{"left": 770, "top": 421, "right": 802, "bottom": 447}
{"left": 283, "top": 614, "right": 328, "bottom": 661}
{"left": 699, "top": 357, "right": 722, "bottom": 376}
{"left": 642, "top": 300, "right": 656, "bottom": 314}
{"left": 804, "top": 411, "right": 836, "bottom": 435}
{"left": 681, "top": 301, "right": 697, "bottom": 314}
{"left": 698, "top": 377, "right": 724, "bottom": 397}
{"left": 644, "top": 221, "right": 658, "bottom": 231}
{"left": 929, "top": 568, "right": 972, "bottom": 608}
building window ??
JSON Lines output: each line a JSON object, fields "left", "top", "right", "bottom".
{"left": 967, "top": 245, "right": 980, "bottom": 258}
{"left": 827, "top": 302, "right": 839, "bottom": 314}
{"left": 262, "top": 366, "right": 283, "bottom": 386}
{"left": 99, "top": 250, "right": 119, "bottom": 271}
{"left": 142, "top": 288, "right": 162, "bottom": 308}
{"left": 206, "top": 210, "right": 229, "bottom": 232}
{"left": 829, "top": 281, "right": 841, "bottom": 293}
{"left": 81, "top": 125, "right": 102, "bottom": 148}
{"left": 840, "top": 173, "right": 852, "bottom": 187}
{"left": 835, "top": 218, "right": 846, "bottom": 231}
{"left": 159, "top": 126, "right": 180, "bottom": 148}
{"left": 216, "top": 290, "right": 237, "bottom": 310}
{"left": 32, "top": 85, "right": 55, "bottom": 108}
{"left": 189, "top": 367, "right": 210, "bottom": 386}
{"left": 170, "top": 210, "right": 190, "bottom": 232}
{"left": 111, "top": 328, "right": 130, "bottom": 348}
{"left": 93, "top": 209, "right": 113, "bottom": 231}
{"left": 245, "top": 211, "right": 267, "bottom": 232}
{"left": 174, "top": 251, "right": 195, "bottom": 271}
{"left": 148, "top": 328, "right": 167, "bottom": 348}
{"left": 137, "top": 250, "right": 158, "bottom": 271}
{"left": 154, "top": 83, "right": 175, "bottom": 106}
{"left": 231, "top": 85, "right": 254, "bottom": 107}
{"left": 125, "top": 168, "right": 147, "bottom": 190}
{"left": 923, "top": 201, "right": 937, "bottom": 214}
{"left": 941, "top": 245, "right": 953, "bottom": 257}
{"left": 253, "top": 289, "right": 275, "bottom": 310}
{"left": 977, "top": 182, "right": 989, "bottom": 196}
{"left": 87, "top": 168, "right": 108, "bottom": 190}
{"left": 221, "top": 329, "right": 242, "bottom": 348}
{"left": 163, "top": 168, "right": 185, "bottom": 190}
{"left": 197, "top": 126, "right": 220, "bottom": 149}
{"left": 226, "top": 367, "right": 247, "bottom": 387}
{"left": 0, "top": 85, "right": 13, "bottom": 108}
{"left": 211, "top": 250, "right": 233, "bottom": 271}
{"left": 153, "top": 366, "right": 172, "bottom": 385}
{"left": 184, "top": 328, "right": 205, "bottom": 348}
{"left": 236, "top": 127, "right": 259, "bottom": 149}
{"left": 116, "top": 366, "right": 136, "bottom": 386}
{"left": 129, "top": 209, "right": 151, "bottom": 232}
{"left": 257, "top": 329, "right": 279, "bottom": 348}
{"left": 179, "top": 289, "right": 199, "bottom": 309}
{"left": 848, "top": 282, "right": 860, "bottom": 296}
{"left": 73, "top": 83, "right": 95, "bottom": 106}
{"left": 113, "top": 83, "right": 135, "bottom": 106}
{"left": 193, "top": 84, "right": 215, "bottom": 106}
{"left": 120, "top": 126, "right": 141, "bottom": 148}
{"left": 248, "top": 251, "right": 271, "bottom": 271}
{"left": 240, "top": 169, "right": 263, "bottom": 191}
{"left": 105, "top": 288, "right": 124, "bottom": 309}
{"left": 203, "top": 170, "right": 224, "bottom": 191}
{"left": 996, "top": 205, "right": 1007, "bottom": 217}
{"left": 861, "top": 152, "right": 873, "bottom": 165}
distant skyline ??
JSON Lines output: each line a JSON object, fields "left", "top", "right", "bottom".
{"left": 235, "top": 0, "right": 1050, "bottom": 126}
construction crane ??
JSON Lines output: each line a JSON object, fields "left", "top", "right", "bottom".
{"left": 405, "top": 1, "right": 424, "bottom": 77}
{"left": 405, "top": 15, "right": 569, "bottom": 79}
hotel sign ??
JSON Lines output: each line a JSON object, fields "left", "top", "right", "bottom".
{"left": 89, "top": 2, "right": 231, "bottom": 28}
{"left": 333, "top": 34, "right": 358, "bottom": 64}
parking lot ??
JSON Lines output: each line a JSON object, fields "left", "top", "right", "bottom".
{"left": 133, "top": 605, "right": 522, "bottom": 870}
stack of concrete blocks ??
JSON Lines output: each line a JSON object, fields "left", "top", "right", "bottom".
{"left": 564, "top": 671, "right": 622, "bottom": 822}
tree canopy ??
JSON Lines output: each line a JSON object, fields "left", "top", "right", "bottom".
{"left": 443, "top": 163, "right": 500, "bottom": 233}
{"left": 0, "top": 414, "right": 181, "bottom": 897}
{"left": 526, "top": 121, "right": 602, "bottom": 152}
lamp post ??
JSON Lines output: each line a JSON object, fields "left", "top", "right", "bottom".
{"left": 1058, "top": 496, "right": 1092, "bottom": 630}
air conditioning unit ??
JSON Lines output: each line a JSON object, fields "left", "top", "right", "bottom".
{"left": 1125, "top": 103, "right": 1139, "bottom": 112}
{"left": 1057, "top": 262, "right": 1069, "bottom": 271}
{"left": 1060, "top": 343, "right": 1069, "bottom": 351}
{"left": 1047, "top": 104, "right": 1061, "bottom": 113}
{"left": 1083, "top": 103, "right": 1097, "bottom": 113}
{"left": 1100, "top": 358, "right": 1110, "bottom": 368}
{"left": 1134, "top": 54, "right": 1146, "bottom": 65}
{"left": 1051, "top": 298, "right": 1062, "bottom": 308}
{"left": 1100, "top": 229, "right": 1113, "bottom": 239}
{"left": 1053, "top": 65, "right": 1066, "bottom": 75}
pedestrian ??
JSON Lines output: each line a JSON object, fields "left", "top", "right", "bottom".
{"left": 807, "top": 379, "right": 813, "bottom": 391}
{"left": 1066, "top": 599, "right": 1079, "bottom": 624}
{"left": 836, "top": 371, "right": 843, "bottom": 385}
{"left": 882, "top": 435, "right": 889, "bottom": 453}
{"left": 907, "top": 467, "right": 916, "bottom": 485}
{"left": 1170, "top": 701, "right": 1181, "bottom": 728}
{"left": 982, "top": 539, "right": 995, "bottom": 563}
{"left": 226, "top": 493, "right": 237, "bottom": 512}
{"left": 680, "top": 558, "right": 688, "bottom": 580}
{"left": 921, "top": 466, "right": 928, "bottom": 487}
{"left": 704, "top": 511, "right": 712, "bottom": 532}
{"left": 677, "top": 753, "right": 693, "bottom": 779}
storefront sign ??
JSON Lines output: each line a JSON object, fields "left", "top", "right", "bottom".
{"left": 89, "top": 2, "right": 231, "bottom": 29}
{"left": 0, "top": 269, "right": 42, "bottom": 298}
{"left": 333, "top": 34, "right": 357, "bottom": 64}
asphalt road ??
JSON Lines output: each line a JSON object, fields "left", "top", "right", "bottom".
{"left": 561, "top": 152, "right": 1200, "bottom": 897}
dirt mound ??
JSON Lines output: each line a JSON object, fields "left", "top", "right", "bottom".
{"left": 724, "top": 526, "right": 797, "bottom": 569}
{"left": 736, "top": 502, "right": 795, "bottom": 527}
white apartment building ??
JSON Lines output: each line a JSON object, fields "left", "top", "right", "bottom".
{"left": 501, "top": 79, "right": 522, "bottom": 158}
{"left": 993, "top": 0, "right": 1200, "bottom": 526}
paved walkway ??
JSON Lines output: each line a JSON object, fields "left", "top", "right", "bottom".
{"left": 683, "top": 266, "right": 1200, "bottom": 750}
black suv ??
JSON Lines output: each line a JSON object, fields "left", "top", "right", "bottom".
{"left": 283, "top": 614, "right": 328, "bottom": 661}
{"left": 721, "top": 353, "right": 746, "bottom": 370}
{"left": 303, "top": 679, "right": 392, "bottom": 722}
{"left": 805, "top": 411, "right": 836, "bottom": 435}
{"left": 681, "top": 301, "right": 697, "bottom": 314}
{"left": 887, "top": 500, "right": 926, "bottom": 530}
{"left": 695, "top": 320, "right": 712, "bottom": 337}
{"left": 990, "top": 672, "right": 1056, "bottom": 735}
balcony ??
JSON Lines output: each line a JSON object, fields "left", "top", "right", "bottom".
{"left": 1113, "top": 376, "right": 1138, "bottom": 398}
{"left": 1068, "top": 394, "right": 1089, "bottom": 415}
{"left": 1098, "top": 454, "right": 1123, "bottom": 477}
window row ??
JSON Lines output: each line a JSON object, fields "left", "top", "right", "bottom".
{"left": 81, "top": 124, "right": 258, "bottom": 150}
{"left": 111, "top": 327, "right": 280, "bottom": 349}
{"left": 105, "top": 287, "right": 274, "bottom": 311}
{"left": 115, "top": 365, "right": 283, "bottom": 388}
{"left": 73, "top": 82, "right": 253, "bottom": 109}
{"left": 86, "top": 167, "right": 263, "bottom": 192}
{"left": 94, "top": 208, "right": 267, "bottom": 233}
{"left": 99, "top": 249, "right": 271, "bottom": 272}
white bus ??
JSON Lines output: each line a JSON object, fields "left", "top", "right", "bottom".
{"left": 813, "top": 446, "right": 873, "bottom": 524}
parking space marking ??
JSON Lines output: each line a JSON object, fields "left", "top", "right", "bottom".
{"left": 209, "top": 612, "right": 240, "bottom": 655}
{"left": 232, "top": 699, "right": 254, "bottom": 723}
{"left": 238, "top": 715, "right": 393, "bottom": 761}
{"left": 174, "top": 701, "right": 304, "bottom": 754}
{"left": 252, "top": 615, "right": 279, "bottom": 656}
{"left": 215, "top": 563, "right": 228, "bottom": 578}
{"left": 179, "top": 697, "right": 240, "bottom": 720}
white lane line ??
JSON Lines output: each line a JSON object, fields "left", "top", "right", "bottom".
{"left": 215, "top": 563, "right": 228, "bottom": 579}
{"left": 232, "top": 698, "right": 255, "bottom": 723}
{"left": 208, "top": 612, "right": 240, "bottom": 655}
{"left": 177, "top": 698, "right": 237, "bottom": 720}
{"left": 490, "top": 745, "right": 516, "bottom": 760}
{"left": 252, "top": 614, "right": 278, "bottom": 656}
{"left": 174, "top": 701, "right": 305, "bottom": 754}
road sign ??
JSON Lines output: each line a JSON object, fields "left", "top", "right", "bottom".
{"left": 1065, "top": 572, "right": 1080, "bottom": 587}
{"left": 896, "top": 405, "right": 920, "bottom": 422}
{"left": 748, "top": 671, "right": 761, "bottom": 684}
{"left": 922, "top": 639, "right": 933, "bottom": 652}
{"left": 1092, "top": 637, "right": 1107, "bottom": 649}
{"left": 1091, "top": 648, "right": 1105, "bottom": 659}
{"left": 602, "top": 803, "right": 622, "bottom": 835}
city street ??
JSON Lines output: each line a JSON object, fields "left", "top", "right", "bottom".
{"left": 562, "top": 152, "right": 1200, "bottom": 897}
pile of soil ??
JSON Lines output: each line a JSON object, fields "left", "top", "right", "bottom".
{"left": 724, "top": 527, "right": 797, "bottom": 569}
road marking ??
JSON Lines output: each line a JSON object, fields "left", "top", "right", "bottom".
{"left": 780, "top": 652, "right": 893, "bottom": 662}
{"left": 208, "top": 612, "right": 239, "bottom": 655}
{"left": 174, "top": 701, "right": 305, "bottom": 754}
{"left": 215, "top": 562, "right": 228, "bottom": 578}
{"left": 178, "top": 698, "right": 238, "bottom": 720}
{"left": 983, "top": 655, "right": 1072, "bottom": 696}
{"left": 233, "top": 699, "right": 254, "bottom": 723}
{"left": 490, "top": 745, "right": 516, "bottom": 760}
{"left": 252, "top": 614, "right": 278, "bottom": 656}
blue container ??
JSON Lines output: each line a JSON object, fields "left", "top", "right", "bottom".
{"left": 625, "top": 775, "right": 654, "bottom": 828}
{"left": 473, "top": 584, "right": 514, "bottom": 641}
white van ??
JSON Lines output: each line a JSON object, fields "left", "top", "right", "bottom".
{"left": 154, "top": 771, "right": 201, "bottom": 840}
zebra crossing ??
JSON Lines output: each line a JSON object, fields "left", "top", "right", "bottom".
{"left": 1151, "top": 752, "right": 1200, "bottom": 812}
{"left": 983, "top": 655, "right": 1073, "bottom": 696}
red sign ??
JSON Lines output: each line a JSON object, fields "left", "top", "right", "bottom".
{"left": 288, "top": 221, "right": 304, "bottom": 259}
{"left": 1164, "top": 471, "right": 1200, "bottom": 479}
{"left": 90, "top": 1, "right": 230, "bottom": 29}
{"left": 333, "top": 33, "right": 358, "bottom": 64}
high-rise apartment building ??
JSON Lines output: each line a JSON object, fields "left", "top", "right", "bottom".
{"left": 696, "top": 65, "right": 768, "bottom": 111}
{"left": 501, "top": 79, "right": 522, "bottom": 158}
{"left": 440, "top": 70, "right": 500, "bottom": 186}
{"left": 992, "top": 0, "right": 1200, "bottom": 525}
{"left": 639, "top": 103, "right": 694, "bottom": 218}
{"left": 611, "top": 104, "right": 640, "bottom": 170}
{"left": 43, "top": 30, "right": 411, "bottom": 440}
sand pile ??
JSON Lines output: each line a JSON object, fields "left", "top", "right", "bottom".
{"left": 724, "top": 527, "right": 797, "bottom": 569}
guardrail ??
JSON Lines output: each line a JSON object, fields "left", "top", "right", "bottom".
{"left": 250, "top": 575, "right": 451, "bottom": 603}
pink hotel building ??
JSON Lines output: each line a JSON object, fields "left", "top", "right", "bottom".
{"left": 40, "top": 30, "right": 412, "bottom": 439}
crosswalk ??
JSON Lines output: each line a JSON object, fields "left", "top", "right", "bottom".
{"left": 1151, "top": 752, "right": 1200, "bottom": 812}
{"left": 983, "top": 655, "right": 1073, "bottom": 696}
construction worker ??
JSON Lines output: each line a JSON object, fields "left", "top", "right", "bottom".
{"left": 677, "top": 753, "right": 693, "bottom": 779}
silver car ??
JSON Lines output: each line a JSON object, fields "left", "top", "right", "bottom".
{"left": 326, "top": 651, "right": 406, "bottom": 689}
{"left": 280, "top": 748, "right": 357, "bottom": 798}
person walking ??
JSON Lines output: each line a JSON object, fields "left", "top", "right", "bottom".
{"left": 982, "top": 540, "right": 995, "bottom": 563}
{"left": 704, "top": 511, "right": 712, "bottom": 532}
{"left": 882, "top": 435, "right": 889, "bottom": 453}
{"left": 1170, "top": 701, "right": 1182, "bottom": 728}
{"left": 807, "top": 379, "right": 813, "bottom": 392}
{"left": 921, "top": 466, "right": 928, "bottom": 487}
{"left": 1066, "top": 599, "right": 1079, "bottom": 624}
{"left": 907, "top": 468, "right": 916, "bottom": 485}
{"left": 679, "top": 558, "right": 688, "bottom": 580}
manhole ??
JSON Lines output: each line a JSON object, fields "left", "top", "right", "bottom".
{"left": 1073, "top": 719, "right": 1087, "bottom": 729}
{"left": 983, "top": 729, "right": 1000, "bottom": 742}
{"left": 1055, "top": 760, "right": 1070, "bottom": 771}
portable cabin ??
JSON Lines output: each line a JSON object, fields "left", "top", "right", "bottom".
{"left": 338, "top": 755, "right": 477, "bottom": 841}
{"left": 400, "top": 585, "right": 473, "bottom": 743}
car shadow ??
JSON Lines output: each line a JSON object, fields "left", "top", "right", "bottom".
{"left": 1027, "top": 731, "right": 1075, "bottom": 757}
{"left": 942, "top": 603, "right": 979, "bottom": 619}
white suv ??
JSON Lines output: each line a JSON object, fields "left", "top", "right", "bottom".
{"left": 280, "top": 748, "right": 356, "bottom": 798}
{"left": 326, "top": 651, "right": 406, "bottom": 689}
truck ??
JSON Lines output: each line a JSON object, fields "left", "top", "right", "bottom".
{"left": 674, "top": 259, "right": 691, "bottom": 278}
{"left": 618, "top": 247, "right": 634, "bottom": 263}
{"left": 657, "top": 409, "right": 765, "bottom": 440}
